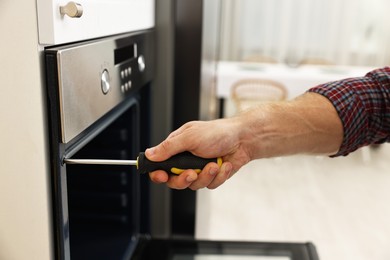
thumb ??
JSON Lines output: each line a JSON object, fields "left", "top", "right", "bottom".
{"left": 145, "top": 139, "right": 186, "bottom": 162}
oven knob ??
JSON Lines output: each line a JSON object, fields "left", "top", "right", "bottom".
{"left": 101, "top": 69, "right": 110, "bottom": 95}
{"left": 138, "top": 55, "right": 146, "bottom": 72}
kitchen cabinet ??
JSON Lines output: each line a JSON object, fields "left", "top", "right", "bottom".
{"left": 36, "top": 0, "right": 155, "bottom": 44}
{"left": 1, "top": 1, "right": 53, "bottom": 259}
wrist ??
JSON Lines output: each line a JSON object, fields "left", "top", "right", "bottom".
{"left": 235, "top": 104, "right": 272, "bottom": 160}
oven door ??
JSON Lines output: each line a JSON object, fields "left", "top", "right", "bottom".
{"left": 62, "top": 98, "right": 147, "bottom": 260}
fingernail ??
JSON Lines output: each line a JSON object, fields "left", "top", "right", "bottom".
{"left": 145, "top": 147, "right": 155, "bottom": 156}
{"left": 209, "top": 167, "right": 218, "bottom": 175}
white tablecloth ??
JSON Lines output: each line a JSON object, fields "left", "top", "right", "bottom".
{"left": 216, "top": 62, "right": 375, "bottom": 99}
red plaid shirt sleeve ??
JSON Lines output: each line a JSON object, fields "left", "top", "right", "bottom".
{"left": 307, "top": 67, "right": 390, "bottom": 157}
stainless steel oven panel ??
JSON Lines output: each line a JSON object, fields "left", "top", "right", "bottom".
{"left": 46, "top": 30, "right": 154, "bottom": 143}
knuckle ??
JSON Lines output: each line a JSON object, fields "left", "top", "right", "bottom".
{"left": 160, "top": 139, "right": 173, "bottom": 154}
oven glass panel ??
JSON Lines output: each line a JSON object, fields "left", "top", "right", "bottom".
{"left": 66, "top": 101, "right": 140, "bottom": 259}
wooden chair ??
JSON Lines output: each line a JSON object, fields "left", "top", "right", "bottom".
{"left": 298, "top": 57, "right": 334, "bottom": 66}
{"left": 242, "top": 54, "right": 278, "bottom": 64}
{"left": 231, "top": 79, "right": 287, "bottom": 112}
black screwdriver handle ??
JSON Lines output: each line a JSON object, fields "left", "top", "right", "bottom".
{"left": 137, "top": 152, "right": 222, "bottom": 175}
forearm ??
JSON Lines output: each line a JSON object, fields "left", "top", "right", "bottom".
{"left": 236, "top": 92, "right": 344, "bottom": 159}
{"left": 146, "top": 67, "right": 389, "bottom": 190}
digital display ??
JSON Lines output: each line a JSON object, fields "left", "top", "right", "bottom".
{"left": 114, "top": 44, "right": 136, "bottom": 65}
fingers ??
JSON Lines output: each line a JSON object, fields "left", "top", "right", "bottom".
{"left": 148, "top": 162, "right": 234, "bottom": 190}
{"left": 148, "top": 170, "right": 169, "bottom": 183}
{"left": 166, "top": 170, "right": 199, "bottom": 190}
{"left": 206, "top": 162, "right": 233, "bottom": 189}
{"left": 187, "top": 162, "right": 220, "bottom": 190}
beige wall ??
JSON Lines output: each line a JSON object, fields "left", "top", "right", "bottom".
{"left": 0, "top": 1, "right": 53, "bottom": 259}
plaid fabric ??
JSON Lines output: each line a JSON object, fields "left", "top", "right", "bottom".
{"left": 308, "top": 67, "right": 390, "bottom": 157}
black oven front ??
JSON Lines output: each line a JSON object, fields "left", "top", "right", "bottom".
{"left": 45, "top": 30, "right": 154, "bottom": 260}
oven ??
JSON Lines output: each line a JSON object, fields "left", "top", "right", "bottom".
{"left": 44, "top": 28, "right": 319, "bottom": 260}
{"left": 45, "top": 30, "right": 154, "bottom": 259}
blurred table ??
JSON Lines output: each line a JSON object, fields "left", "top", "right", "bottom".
{"left": 216, "top": 62, "right": 375, "bottom": 100}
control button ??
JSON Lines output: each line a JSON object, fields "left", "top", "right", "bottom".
{"left": 127, "top": 67, "right": 132, "bottom": 75}
{"left": 121, "top": 85, "right": 125, "bottom": 93}
{"left": 128, "top": 81, "right": 132, "bottom": 89}
{"left": 101, "top": 69, "right": 110, "bottom": 95}
{"left": 121, "top": 70, "right": 125, "bottom": 79}
{"left": 125, "top": 82, "right": 129, "bottom": 91}
{"left": 138, "top": 55, "right": 146, "bottom": 72}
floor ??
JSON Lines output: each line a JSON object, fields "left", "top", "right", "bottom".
{"left": 195, "top": 140, "right": 390, "bottom": 260}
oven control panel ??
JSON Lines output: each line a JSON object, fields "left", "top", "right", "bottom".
{"left": 45, "top": 30, "right": 154, "bottom": 143}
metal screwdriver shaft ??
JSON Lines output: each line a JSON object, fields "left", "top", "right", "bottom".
{"left": 64, "top": 158, "right": 137, "bottom": 166}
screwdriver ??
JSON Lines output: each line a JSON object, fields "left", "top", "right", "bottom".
{"left": 64, "top": 152, "right": 223, "bottom": 175}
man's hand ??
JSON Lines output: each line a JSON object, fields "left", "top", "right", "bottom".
{"left": 145, "top": 92, "right": 343, "bottom": 190}
{"left": 145, "top": 119, "right": 250, "bottom": 190}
